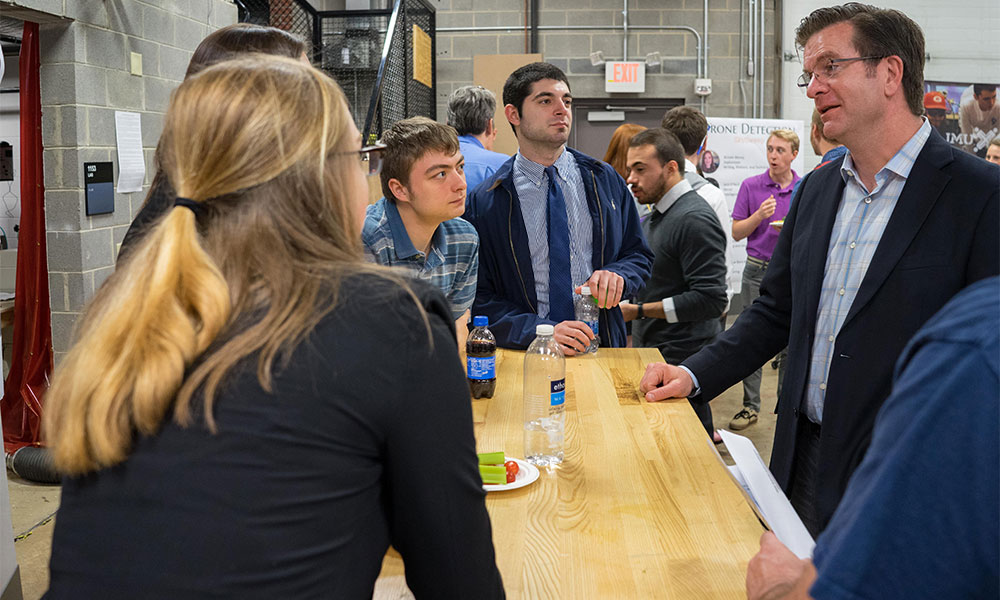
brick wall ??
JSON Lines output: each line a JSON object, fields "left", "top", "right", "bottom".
{"left": 432, "top": 0, "right": 779, "bottom": 122}
{"left": 0, "top": 0, "right": 237, "bottom": 362}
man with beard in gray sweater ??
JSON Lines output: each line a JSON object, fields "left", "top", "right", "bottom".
{"left": 620, "top": 128, "right": 727, "bottom": 437}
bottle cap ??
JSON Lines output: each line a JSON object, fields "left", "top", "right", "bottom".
{"left": 580, "top": 286, "right": 591, "bottom": 296}
{"left": 536, "top": 324, "right": 554, "bottom": 336}
{"left": 473, "top": 315, "right": 488, "bottom": 327}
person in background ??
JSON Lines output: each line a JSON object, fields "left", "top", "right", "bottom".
{"left": 785, "top": 109, "right": 847, "bottom": 218}
{"left": 728, "top": 129, "right": 800, "bottom": 431}
{"left": 603, "top": 122, "right": 650, "bottom": 219}
{"left": 363, "top": 117, "right": 478, "bottom": 345}
{"left": 639, "top": 3, "right": 998, "bottom": 537}
{"left": 43, "top": 57, "right": 504, "bottom": 598}
{"left": 620, "top": 129, "right": 727, "bottom": 438}
{"left": 986, "top": 137, "right": 1000, "bottom": 165}
{"left": 447, "top": 85, "right": 510, "bottom": 192}
{"left": 922, "top": 90, "right": 959, "bottom": 140}
{"left": 118, "top": 23, "right": 311, "bottom": 259}
{"left": 958, "top": 83, "right": 999, "bottom": 157}
{"left": 807, "top": 108, "right": 846, "bottom": 169}
{"left": 745, "top": 276, "right": 999, "bottom": 600}
{"left": 464, "top": 62, "right": 653, "bottom": 354}
{"left": 661, "top": 105, "right": 740, "bottom": 324}
{"left": 603, "top": 123, "right": 648, "bottom": 180}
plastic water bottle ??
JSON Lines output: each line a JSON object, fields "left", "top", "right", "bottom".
{"left": 523, "top": 324, "right": 565, "bottom": 467}
{"left": 467, "top": 315, "right": 496, "bottom": 399}
{"left": 575, "top": 286, "right": 599, "bottom": 354}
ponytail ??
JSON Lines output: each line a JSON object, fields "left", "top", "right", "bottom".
{"left": 45, "top": 205, "right": 230, "bottom": 474}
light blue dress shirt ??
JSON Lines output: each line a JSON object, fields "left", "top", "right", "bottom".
{"left": 805, "top": 119, "right": 932, "bottom": 423}
{"left": 512, "top": 149, "right": 594, "bottom": 319}
{"left": 458, "top": 135, "right": 510, "bottom": 194}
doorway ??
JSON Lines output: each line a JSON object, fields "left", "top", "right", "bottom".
{"left": 569, "top": 98, "right": 684, "bottom": 160}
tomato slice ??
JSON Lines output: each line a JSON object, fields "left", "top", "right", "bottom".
{"left": 504, "top": 460, "right": 519, "bottom": 483}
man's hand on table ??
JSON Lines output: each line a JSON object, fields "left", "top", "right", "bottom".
{"left": 554, "top": 321, "right": 595, "bottom": 356}
{"left": 576, "top": 269, "right": 624, "bottom": 309}
{"left": 746, "top": 532, "right": 816, "bottom": 600}
{"left": 639, "top": 362, "right": 694, "bottom": 402}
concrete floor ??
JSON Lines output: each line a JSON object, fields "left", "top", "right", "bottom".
{"left": 4, "top": 364, "right": 782, "bottom": 599}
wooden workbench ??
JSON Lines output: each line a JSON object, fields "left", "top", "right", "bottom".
{"left": 375, "top": 348, "right": 763, "bottom": 599}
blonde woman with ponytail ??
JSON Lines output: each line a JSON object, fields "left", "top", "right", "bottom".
{"left": 43, "top": 56, "right": 504, "bottom": 599}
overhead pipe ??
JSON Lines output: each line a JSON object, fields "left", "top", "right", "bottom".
{"left": 441, "top": 3, "right": 710, "bottom": 111}
{"left": 530, "top": 0, "right": 539, "bottom": 53}
{"left": 622, "top": 0, "right": 629, "bottom": 63}
{"left": 438, "top": 25, "right": 704, "bottom": 78}
{"left": 738, "top": 0, "right": 749, "bottom": 116}
{"left": 751, "top": 0, "right": 757, "bottom": 117}
{"left": 756, "top": 0, "right": 762, "bottom": 117}
{"left": 702, "top": 0, "right": 708, "bottom": 112}
{"left": 758, "top": 0, "right": 767, "bottom": 119}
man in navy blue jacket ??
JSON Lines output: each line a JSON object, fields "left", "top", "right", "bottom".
{"left": 464, "top": 63, "right": 653, "bottom": 353}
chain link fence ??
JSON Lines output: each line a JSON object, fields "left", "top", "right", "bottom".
{"left": 238, "top": 0, "right": 436, "bottom": 143}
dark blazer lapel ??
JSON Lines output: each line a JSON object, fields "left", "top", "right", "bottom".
{"left": 842, "top": 131, "right": 954, "bottom": 329}
{"left": 801, "top": 166, "right": 846, "bottom": 322}
{"left": 503, "top": 181, "right": 539, "bottom": 311}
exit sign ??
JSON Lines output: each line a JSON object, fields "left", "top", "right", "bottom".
{"left": 605, "top": 61, "right": 645, "bottom": 93}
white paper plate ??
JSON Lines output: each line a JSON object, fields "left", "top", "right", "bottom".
{"left": 482, "top": 457, "right": 540, "bottom": 492}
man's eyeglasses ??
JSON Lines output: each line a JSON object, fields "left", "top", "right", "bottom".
{"left": 346, "top": 144, "right": 386, "bottom": 177}
{"left": 796, "top": 56, "right": 883, "bottom": 90}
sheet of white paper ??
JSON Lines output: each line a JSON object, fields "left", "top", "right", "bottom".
{"left": 726, "top": 464, "right": 759, "bottom": 508}
{"left": 719, "top": 430, "right": 815, "bottom": 559}
{"left": 114, "top": 111, "right": 145, "bottom": 193}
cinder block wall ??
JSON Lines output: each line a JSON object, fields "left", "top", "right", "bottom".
{"left": 0, "top": 0, "right": 238, "bottom": 362}
{"left": 431, "top": 0, "right": 779, "bottom": 122}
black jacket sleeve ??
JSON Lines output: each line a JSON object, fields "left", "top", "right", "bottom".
{"left": 672, "top": 209, "right": 728, "bottom": 322}
{"left": 377, "top": 283, "right": 506, "bottom": 599}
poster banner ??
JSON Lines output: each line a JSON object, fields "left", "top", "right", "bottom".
{"left": 703, "top": 118, "right": 806, "bottom": 279}
{"left": 924, "top": 81, "right": 999, "bottom": 158}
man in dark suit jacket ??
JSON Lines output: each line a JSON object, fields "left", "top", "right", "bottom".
{"left": 638, "top": 3, "right": 999, "bottom": 537}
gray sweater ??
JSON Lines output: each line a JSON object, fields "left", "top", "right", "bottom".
{"left": 633, "top": 189, "right": 728, "bottom": 363}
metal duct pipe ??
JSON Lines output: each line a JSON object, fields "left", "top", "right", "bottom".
{"left": 747, "top": 0, "right": 757, "bottom": 118}
{"left": 622, "top": 0, "right": 629, "bottom": 62}
{"left": 440, "top": 19, "right": 708, "bottom": 109}
{"left": 756, "top": 0, "right": 763, "bottom": 117}
{"left": 738, "top": 0, "right": 749, "bottom": 116}
{"left": 438, "top": 24, "right": 704, "bottom": 76}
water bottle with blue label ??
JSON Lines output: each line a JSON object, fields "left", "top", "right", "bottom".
{"left": 523, "top": 324, "right": 565, "bottom": 467}
{"left": 467, "top": 315, "right": 496, "bottom": 398}
{"left": 575, "top": 286, "right": 600, "bottom": 354}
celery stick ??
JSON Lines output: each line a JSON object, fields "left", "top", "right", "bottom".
{"left": 477, "top": 451, "right": 505, "bottom": 465}
{"left": 479, "top": 464, "right": 506, "bottom": 484}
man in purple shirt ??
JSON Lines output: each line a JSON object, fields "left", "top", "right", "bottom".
{"left": 729, "top": 129, "right": 800, "bottom": 430}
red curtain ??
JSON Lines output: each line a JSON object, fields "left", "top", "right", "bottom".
{"left": 2, "top": 22, "right": 53, "bottom": 453}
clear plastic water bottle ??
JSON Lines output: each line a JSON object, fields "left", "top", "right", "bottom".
{"left": 523, "top": 324, "right": 565, "bottom": 467}
{"left": 575, "top": 286, "right": 599, "bottom": 354}
{"left": 467, "top": 315, "right": 496, "bottom": 399}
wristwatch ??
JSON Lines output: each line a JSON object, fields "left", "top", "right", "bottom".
{"left": 636, "top": 303, "right": 645, "bottom": 320}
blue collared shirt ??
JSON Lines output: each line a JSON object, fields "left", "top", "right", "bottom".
{"left": 805, "top": 119, "right": 932, "bottom": 423}
{"left": 362, "top": 198, "right": 480, "bottom": 320}
{"left": 458, "top": 135, "right": 510, "bottom": 193}
{"left": 512, "top": 149, "right": 594, "bottom": 319}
